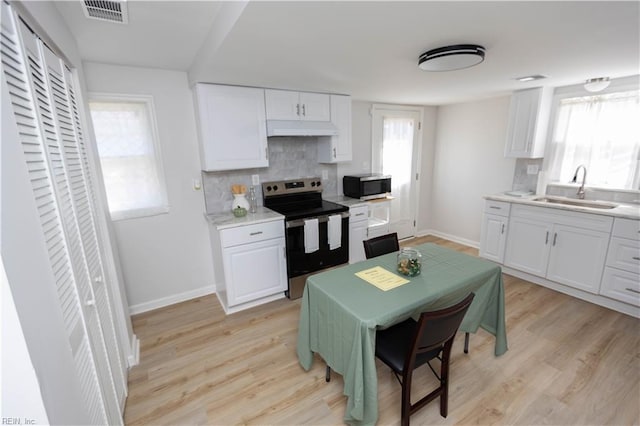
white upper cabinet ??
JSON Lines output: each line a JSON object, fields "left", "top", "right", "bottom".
{"left": 265, "top": 89, "right": 331, "bottom": 121}
{"left": 318, "top": 94, "right": 352, "bottom": 163}
{"left": 194, "top": 84, "right": 269, "bottom": 171}
{"left": 504, "top": 87, "right": 553, "bottom": 158}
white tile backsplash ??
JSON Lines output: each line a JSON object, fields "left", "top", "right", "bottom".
{"left": 202, "top": 138, "right": 338, "bottom": 213}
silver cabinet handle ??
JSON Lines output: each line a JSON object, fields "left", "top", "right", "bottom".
{"left": 302, "top": 104, "right": 306, "bottom": 116}
{"left": 545, "top": 231, "right": 549, "bottom": 244}
{"left": 632, "top": 256, "right": 640, "bottom": 261}
{"left": 355, "top": 213, "right": 365, "bottom": 216}
{"left": 625, "top": 288, "right": 640, "bottom": 294}
{"left": 489, "top": 206, "right": 501, "bottom": 210}
{"left": 333, "top": 147, "right": 336, "bottom": 158}
{"left": 501, "top": 224, "right": 505, "bottom": 234}
{"left": 250, "top": 231, "right": 263, "bottom": 236}
{"left": 296, "top": 103, "right": 300, "bottom": 116}
{"left": 552, "top": 232, "right": 558, "bottom": 246}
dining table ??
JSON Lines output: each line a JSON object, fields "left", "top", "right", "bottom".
{"left": 296, "top": 242, "right": 508, "bottom": 425}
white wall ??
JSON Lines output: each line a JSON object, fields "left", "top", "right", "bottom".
{"left": 83, "top": 63, "right": 215, "bottom": 313}
{"left": 430, "top": 96, "right": 515, "bottom": 246}
{"left": 337, "top": 100, "right": 373, "bottom": 193}
{"left": 416, "top": 106, "right": 438, "bottom": 234}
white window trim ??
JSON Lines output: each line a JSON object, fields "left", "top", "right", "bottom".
{"left": 88, "top": 93, "right": 169, "bottom": 221}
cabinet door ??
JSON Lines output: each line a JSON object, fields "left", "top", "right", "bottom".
{"left": 504, "top": 216, "right": 552, "bottom": 276}
{"left": 195, "top": 84, "right": 268, "bottom": 171}
{"left": 223, "top": 237, "right": 287, "bottom": 307}
{"left": 265, "top": 89, "right": 300, "bottom": 120}
{"left": 479, "top": 214, "right": 508, "bottom": 263}
{"left": 349, "top": 219, "right": 369, "bottom": 263}
{"left": 299, "top": 92, "right": 330, "bottom": 121}
{"left": 505, "top": 89, "right": 538, "bottom": 157}
{"left": 318, "top": 95, "right": 352, "bottom": 163}
{"left": 546, "top": 225, "right": 610, "bottom": 294}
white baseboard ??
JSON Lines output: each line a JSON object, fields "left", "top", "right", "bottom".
{"left": 127, "top": 334, "right": 140, "bottom": 368}
{"left": 415, "top": 229, "right": 479, "bottom": 249}
{"left": 128, "top": 285, "right": 216, "bottom": 315}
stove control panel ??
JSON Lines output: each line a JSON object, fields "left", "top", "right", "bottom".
{"left": 262, "top": 177, "right": 322, "bottom": 197}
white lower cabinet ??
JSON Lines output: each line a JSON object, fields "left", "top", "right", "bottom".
{"left": 482, "top": 199, "right": 640, "bottom": 315}
{"left": 504, "top": 204, "right": 612, "bottom": 294}
{"left": 600, "top": 218, "right": 640, "bottom": 307}
{"left": 210, "top": 218, "right": 287, "bottom": 313}
{"left": 223, "top": 238, "right": 287, "bottom": 306}
{"left": 349, "top": 204, "right": 369, "bottom": 263}
{"left": 545, "top": 224, "right": 611, "bottom": 293}
{"left": 479, "top": 200, "right": 511, "bottom": 263}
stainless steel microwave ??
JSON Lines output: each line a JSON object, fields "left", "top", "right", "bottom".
{"left": 343, "top": 174, "right": 391, "bottom": 200}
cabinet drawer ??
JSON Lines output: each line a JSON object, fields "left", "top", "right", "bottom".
{"left": 606, "top": 237, "right": 640, "bottom": 274}
{"left": 484, "top": 200, "right": 511, "bottom": 217}
{"left": 350, "top": 205, "right": 369, "bottom": 223}
{"left": 601, "top": 267, "right": 640, "bottom": 307}
{"left": 612, "top": 218, "right": 640, "bottom": 241}
{"left": 220, "top": 220, "right": 284, "bottom": 248}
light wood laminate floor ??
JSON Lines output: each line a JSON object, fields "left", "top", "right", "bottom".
{"left": 125, "top": 236, "right": 640, "bottom": 425}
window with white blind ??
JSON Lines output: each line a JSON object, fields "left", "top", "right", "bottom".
{"left": 547, "top": 89, "right": 640, "bottom": 190}
{"left": 89, "top": 96, "right": 168, "bottom": 221}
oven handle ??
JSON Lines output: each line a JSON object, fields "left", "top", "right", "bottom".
{"left": 286, "top": 211, "right": 350, "bottom": 229}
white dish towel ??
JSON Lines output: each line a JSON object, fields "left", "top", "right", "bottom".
{"left": 328, "top": 214, "right": 342, "bottom": 250}
{"left": 304, "top": 218, "right": 319, "bottom": 253}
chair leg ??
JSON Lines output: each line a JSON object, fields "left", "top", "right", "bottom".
{"left": 464, "top": 332, "right": 470, "bottom": 354}
{"left": 325, "top": 365, "right": 331, "bottom": 382}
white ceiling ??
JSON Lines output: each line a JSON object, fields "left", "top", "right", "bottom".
{"left": 55, "top": 1, "right": 640, "bottom": 105}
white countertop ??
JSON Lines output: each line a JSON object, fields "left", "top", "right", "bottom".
{"left": 485, "top": 193, "right": 640, "bottom": 220}
{"left": 205, "top": 206, "right": 284, "bottom": 230}
{"left": 324, "top": 195, "right": 368, "bottom": 208}
{"left": 326, "top": 195, "right": 392, "bottom": 208}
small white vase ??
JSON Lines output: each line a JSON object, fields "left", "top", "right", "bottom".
{"left": 232, "top": 194, "right": 250, "bottom": 211}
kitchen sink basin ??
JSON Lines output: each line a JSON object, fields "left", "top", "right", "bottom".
{"left": 532, "top": 196, "right": 619, "bottom": 210}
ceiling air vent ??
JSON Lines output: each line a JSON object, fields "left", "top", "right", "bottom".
{"left": 82, "top": 0, "right": 129, "bottom": 24}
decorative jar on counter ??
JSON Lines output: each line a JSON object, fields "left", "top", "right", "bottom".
{"left": 232, "top": 194, "right": 249, "bottom": 217}
{"left": 397, "top": 248, "right": 422, "bottom": 277}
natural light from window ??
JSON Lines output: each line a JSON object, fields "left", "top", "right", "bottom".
{"left": 548, "top": 90, "right": 640, "bottom": 190}
{"left": 89, "top": 96, "right": 168, "bottom": 220}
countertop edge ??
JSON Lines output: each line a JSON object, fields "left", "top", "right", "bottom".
{"left": 484, "top": 194, "right": 640, "bottom": 220}
{"left": 205, "top": 207, "right": 285, "bottom": 229}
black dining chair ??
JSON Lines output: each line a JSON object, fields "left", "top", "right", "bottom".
{"left": 375, "top": 293, "right": 475, "bottom": 426}
{"left": 363, "top": 232, "right": 399, "bottom": 259}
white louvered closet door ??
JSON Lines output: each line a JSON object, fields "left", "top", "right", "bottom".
{"left": 1, "top": 3, "right": 124, "bottom": 425}
{"left": 43, "top": 41, "right": 127, "bottom": 408}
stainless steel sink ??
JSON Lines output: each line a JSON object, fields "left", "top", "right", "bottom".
{"left": 533, "top": 196, "right": 619, "bottom": 210}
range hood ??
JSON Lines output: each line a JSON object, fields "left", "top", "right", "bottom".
{"left": 266, "top": 120, "right": 339, "bottom": 137}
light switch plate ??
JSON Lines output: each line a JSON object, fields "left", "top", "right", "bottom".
{"left": 322, "top": 170, "right": 328, "bottom": 180}
{"left": 251, "top": 174, "right": 260, "bottom": 185}
{"left": 527, "top": 164, "right": 539, "bottom": 175}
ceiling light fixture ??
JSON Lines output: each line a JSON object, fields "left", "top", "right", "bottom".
{"left": 418, "top": 44, "right": 485, "bottom": 72}
{"left": 584, "top": 77, "right": 610, "bottom": 93}
{"left": 516, "top": 75, "right": 547, "bottom": 82}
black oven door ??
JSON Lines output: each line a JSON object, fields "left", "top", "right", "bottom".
{"left": 285, "top": 214, "right": 349, "bottom": 281}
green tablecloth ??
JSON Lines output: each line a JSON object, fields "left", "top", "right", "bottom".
{"left": 297, "top": 243, "right": 507, "bottom": 425}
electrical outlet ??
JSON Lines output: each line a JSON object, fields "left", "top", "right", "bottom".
{"left": 527, "top": 164, "right": 539, "bottom": 175}
{"left": 192, "top": 179, "right": 202, "bottom": 191}
{"left": 251, "top": 174, "right": 260, "bottom": 185}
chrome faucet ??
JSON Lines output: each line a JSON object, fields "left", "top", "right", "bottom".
{"left": 571, "top": 165, "right": 587, "bottom": 199}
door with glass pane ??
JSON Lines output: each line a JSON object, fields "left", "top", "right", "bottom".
{"left": 372, "top": 107, "right": 422, "bottom": 239}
